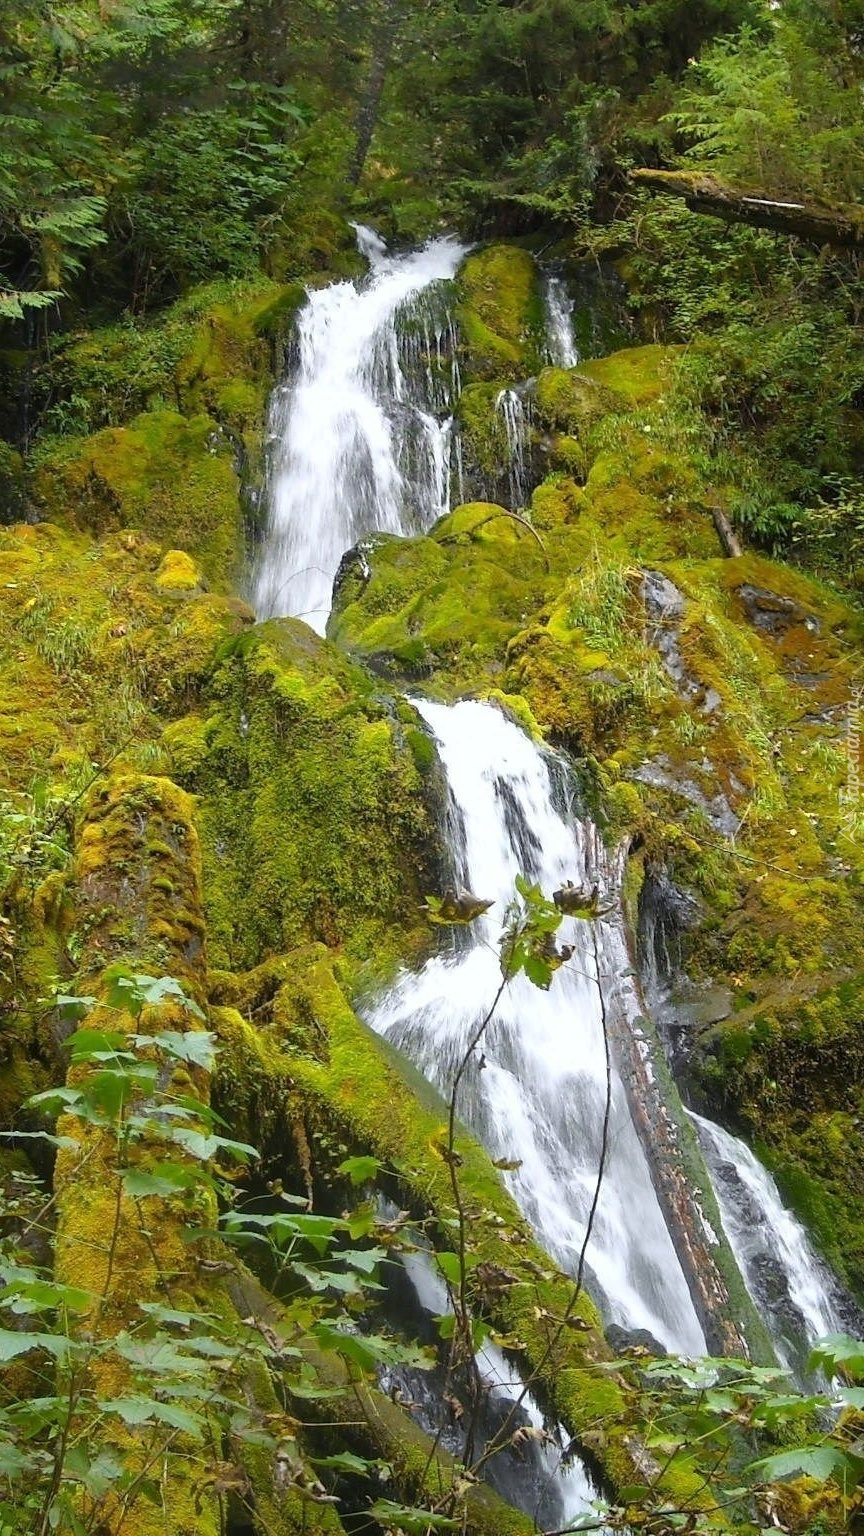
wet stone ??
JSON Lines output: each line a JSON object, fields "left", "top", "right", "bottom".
{"left": 736, "top": 583, "right": 821, "bottom": 637}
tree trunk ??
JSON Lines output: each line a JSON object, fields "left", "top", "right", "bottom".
{"left": 596, "top": 891, "right": 776, "bottom": 1365}
{"left": 348, "top": 2, "right": 399, "bottom": 186}
{"left": 631, "top": 167, "right": 864, "bottom": 249}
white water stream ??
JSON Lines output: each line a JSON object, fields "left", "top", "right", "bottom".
{"left": 389, "top": 1237, "right": 602, "bottom": 1529}
{"left": 368, "top": 698, "right": 707, "bottom": 1357}
{"left": 543, "top": 272, "right": 580, "bottom": 368}
{"left": 254, "top": 225, "right": 466, "bottom": 631}
{"left": 690, "top": 1110, "right": 844, "bottom": 1371}
{"left": 495, "top": 387, "right": 534, "bottom": 509}
{"left": 253, "top": 229, "right": 847, "bottom": 1441}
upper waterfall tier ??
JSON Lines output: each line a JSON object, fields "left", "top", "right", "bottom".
{"left": 253, "top": 225, "right": 466, "bottom": 633}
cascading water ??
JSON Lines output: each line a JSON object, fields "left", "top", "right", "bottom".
{"left": 382, "top": 1228, "right": 603, "bottom": 1528}
{"left": 543, "top": 272, "right": 580, "bottom": 368}
{"left": 494, "top": 387, "right": 534, "bottom": 510}
{"left": 689, "top": 1110, "right": 846, "bottom": 1373}
{"left": 253, "top": 225, "right": 466, "bottom": 632}
{"left": 248, "top": 229, "right": 848, "bottom": 1400}
{"left": 368, "top": 698, "right": 707, "bottom": 1357}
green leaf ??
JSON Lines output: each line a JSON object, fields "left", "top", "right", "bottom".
{"left": 368, "top": 1501, "right": 456, "bottom": 1532}
{"left": 122, "top": 1164, "right": 199, "bottom": 1199}
{"left": 337, "top": 1155, "right": 382, "bottom": 1186}
{"left": 137, "top": 1302, "right": 216, "bottom": 1328}
{"left": 168, "top": 1127, "right": 257, "bottom": 1163}
{"left": 618, "top": 1485, "right": 652, "bottom": 1503}
{"left": 311, "top": 1450, "right": 372, "bottom": 1474}
{"left": 26, "top": 1086, "right": 84, "bottom": 1114}
{"left": 292, "top": 1262, "right": 365, "bottom": 1296}
{"left": 311, "top": 1322, "right": 398, "bottom": 1373}
{"left": 341, "top": 1245, "right": 387, "bottom": 1275}
{"left": 133, "top": 1030, "right": 216, "bottom": 1068}
{"left": 148, "top": 1401, "right": 205, "bottom": 1434}
{"left": 54, "top": 994, "right": 98, "bottom": 1022}
{"left": 747, "top": 1445, "right": 857, "bottom": 1484}
{"left": 0, "top": 1278, "right": 90, "bottom": 1315}
{"left": 97, "top": 1396, "right": 158, "bottom": 1427}
{"left": 434, "top": 1251, "right": 462, "bottom": 1286}
{"left": 0, "top": 1330, "right": 78, "bottom": 1362}
{"left": 345, "top": 1206, "right": 378, "bottom": 1239}
{"left": 809, "top": 1333, "right": 864, "bottom": 1380}
{"left": 64, "top": 1027, "right": 128, "bottom": 1061}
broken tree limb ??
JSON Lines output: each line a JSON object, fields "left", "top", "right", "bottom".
{"left": 709, "top": 504, "right": 743, "bottom": 559}
{"left": 631, "top": 168, "right": 864, "bottom": 249}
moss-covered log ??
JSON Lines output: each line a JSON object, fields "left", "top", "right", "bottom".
{"left": 631, "top": 168, "right": 864, "bottom": 248}
{"left": 51, "top": 775, "right": 339, "bottom": 1535}
{"left": 600, "top": 912, "right": 775, "bottom": 1364}
{"left": 227, "top": 1264, "right": 537, "bottom": 1536}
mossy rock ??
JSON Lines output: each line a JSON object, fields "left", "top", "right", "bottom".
{"left": 30, "top": 410, "right": 244, "bottom": 586}
{"left": 456, "top": 245, "right": 542, "bottom": 383}
{"left": 579, "top": 343, "right": 682, "bottom": 406}
{"left": 155, "top": 549, "right": 205, "bottom": 596}
{"left": 172, "top": 619, "right": 444, "bottom": 974}
{"left": 266, "top": 204, "right": 364, "bottom": 284}
{"left": 456, "top": 381, "right": 513, "bottom": 482}
{"left": 38, "top": 277, "right": 296, "bottom": 434}
{"left": 534, "top": 365, "right": 620, "bottom": 435}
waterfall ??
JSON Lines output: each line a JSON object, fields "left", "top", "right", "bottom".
{"left": 382, "top": 1230, "right": 603, "bottom": 1529}
{"left": 367, "top": 698, "right": 707, "bottom": 1357}
{"left": 543, "top": 272, "right": 580, "bottom": 368}
{"left": 494, "top": 387, "right": 534, "bottom": 510}
{"left": 253, "top": 225, "right": 466, "bottom": 633}
{"left": 689, "top": 1110, "right": 846, "bottom": 1373}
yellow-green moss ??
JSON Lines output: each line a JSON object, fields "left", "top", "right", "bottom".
{"left": 31, "top": 410, "right": 244, "bottom": 586}
{"left": 456, "top": 245, "right": 542, "bottom": 382}
{"left": 155, "top": 549, "right": 205, "bottom": 595}
{"left": 172, "top": 620, "right": 441, "bottom": 974}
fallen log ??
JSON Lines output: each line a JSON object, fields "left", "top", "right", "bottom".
{"left": 631, "top": 168, "right": 864, "bottom": 249}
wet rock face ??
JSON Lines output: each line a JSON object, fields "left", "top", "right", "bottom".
{"left": 605, "top": 1323, "right": 668, "bottom": 1358}
{"left": 642, "top": 569, "right": 692, "bottom": 695}
{"left": 641, "top": 570, "right": 723, "bottom": 716}
{"left": 642, "top": 569, "right": 686, "bottom": 623}
{"left": 736, "top": 583, "right": 821, "bottom": 637}
{"left": 631, "top": 756, "right": 740, "bottom": 838}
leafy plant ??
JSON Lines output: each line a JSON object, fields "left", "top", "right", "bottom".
{"left": 0, "top": 972, "right": 437, "bottom": 1534}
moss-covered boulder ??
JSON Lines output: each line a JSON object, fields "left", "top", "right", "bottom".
{"left": 30, "top": 410, "right": 245, "bottom": 585}
{"left": 163, "top": 619, "right": 443, "bottom": 976}
{"left": 456, "top": 245, "right": 542, "bottom": 383}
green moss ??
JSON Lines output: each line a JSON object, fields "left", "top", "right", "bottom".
{"left": 534, "top": 365, "right": 619, "bottom": 434}
{"left": 456, "top": 381, "right": 513, "bottom": 477}
{"left": 456, "top": 245, "right": 542, "bottom": 383}
{"left": 31, "top": 410, "right": 244, "bottom": 586}
{"left": 580, "top": 344, "right": 682, "bottom": 406}
{"left": 173, "top": 620, "right": 441, "bottom": 974}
